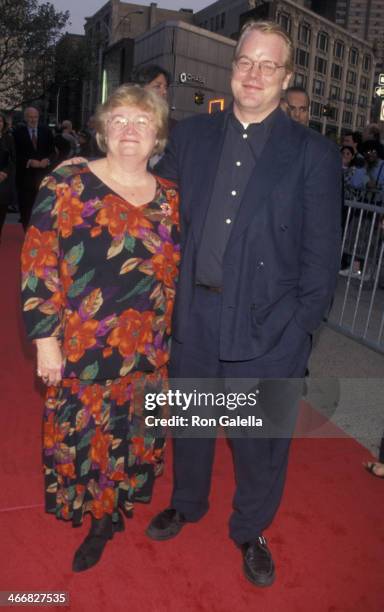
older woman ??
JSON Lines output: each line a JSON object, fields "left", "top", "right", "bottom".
{"left": 21, "top": 85, "right": 180, "bottom": 572}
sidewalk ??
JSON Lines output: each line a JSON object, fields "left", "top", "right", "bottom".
{"left": 308, "top": 325, "right": 383, "bottom": 456}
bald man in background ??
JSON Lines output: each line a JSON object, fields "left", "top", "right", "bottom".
{"left": 14, "top": 107, "right": 55, "bottom": 229}
{"left": 284, "top": 86, "right": 310, "bottom": 126}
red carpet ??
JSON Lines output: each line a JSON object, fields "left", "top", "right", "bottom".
{"left": 1, "top": 223, "right": 383, "bottom": 612}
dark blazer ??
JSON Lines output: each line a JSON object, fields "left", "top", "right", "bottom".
{"left": 156, "top": 107, "right": 342, "bottom": 362}
{"left": 0, "top": 132, "right": 15, "bottom": 211}
{"left": 13, "top": 124, "right": 55, "bottom": 172}
{"left": 0, "top": 132, "right": 15, "bottom": 173}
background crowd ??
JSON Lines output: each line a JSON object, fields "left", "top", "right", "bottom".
{"left": 0, "top": 65, "right": 180, "bottom": 241}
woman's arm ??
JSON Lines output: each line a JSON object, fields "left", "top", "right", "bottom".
{"left": 21, "top": 172, "right": 65, "bottom": 385}
{"left": 34, "top": 337, "right": 63, "bottom": 386}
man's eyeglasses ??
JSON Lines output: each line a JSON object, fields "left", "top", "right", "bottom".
{"left": 233, "top": 57, "right": 286, "bottom": 77}
{"left": 108, "top": 115, "right": 153, "bottom": 134}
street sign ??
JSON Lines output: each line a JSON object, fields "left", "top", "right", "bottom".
{"left": 379, "top": 73, "right": 384, "bottom": 85}
{"left": 375, "top": 85, "right": 384, "bottom": 97}
{"left": 380, "top": 100, "right": 384, "bottom": 121}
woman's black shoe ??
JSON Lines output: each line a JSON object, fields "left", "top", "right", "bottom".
{"left": 72, "top": 515, "right": 113, "bottom": 573}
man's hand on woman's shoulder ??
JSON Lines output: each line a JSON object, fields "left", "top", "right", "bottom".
{"left": 54, "top": 156, "right": 88, "bottom": 171}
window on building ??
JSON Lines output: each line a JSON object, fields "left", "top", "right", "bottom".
{"left": 358, "top": 94, "right": 368, "bottom": 107}
{"left": 343, "top": 110, "right": 353, "bottom": 125}
{"left": 328, "top": 107, "right": 338, "bottom": 121}
{"left": 314, "top": 56, "right": 327, "bottom": 75}
{"left": 363, "top": 54, "right": 371, "bottom": 71}
{"left": 312, "top": 79, "right": 325, "bottom": 97}
{"left": 346, "top": 70, "right": 357, "bottom": 86}
{"left": 331, "top": 63, "right": 343, "bottom": 80}
{"left": 334, "top": 40, "right": 345, "bottom": 59}
{"left": 329, "top": 85, "right": 340, "bottom": 101}
{"left": 294, "top": 73, "right": 307, "bottom": 89}
{"left": 360, "top": 75, "right": 369, "bottom": 90}
{"left": 345, "top": 90, "right": 355, "bottom": 105}
{"left": 356, "top": 115, "right": 366, "bottom": 129}
{"left": 277, "top": 12, "right": 291, "bottom": 33}
{"left": 317, "top": 31, "right": 329, "bottom": 53}
{"left": 221, "top": 12, "right": 225, "bottom": 29}
{"left": 210, "top": 17, "right": 214, "bottom": 31}
{"left": 298, "top": 22, "right": 311, "bottom": 45}
{"left": 295, "top": 48, "right": 309, "bottom": 68}
{"left": 311, "top": 101, "right": 321, "bottom": 117}
{"left": 349, "top": 47, "right": 359, "bottom": 66}
{"left": 215, "top": 14, "right": 219, "bottom": 31}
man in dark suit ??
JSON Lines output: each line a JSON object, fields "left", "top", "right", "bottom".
{"left": 147, "top": 20, "right": 341, "bottom": 587}
{"left": 14, "top": 107, "right": 55, "bottom": 229}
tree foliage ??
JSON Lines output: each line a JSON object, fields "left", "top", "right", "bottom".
{"left": 54, "top": 34, "right": 89, "bottom": 89}
{"left": 0, "top": 0, "right": 69, "bottom": 109}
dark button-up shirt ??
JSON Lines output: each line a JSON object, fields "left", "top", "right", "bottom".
{"left": 195, "top": 106, "right": 278, "bottom": 288}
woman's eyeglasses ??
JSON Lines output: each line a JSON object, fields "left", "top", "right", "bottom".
{"left": 108, "top": 115, "right": 153, "bottom": 134}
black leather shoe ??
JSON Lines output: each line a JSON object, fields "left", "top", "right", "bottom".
{"left": 146, "top": 508, "right": 187, "bottom": 541}
{"left": 72, "top": 515, "right": 113, "bottom": 573}
{"left": 242, "top": 536, "right": 275, "bottom": 587}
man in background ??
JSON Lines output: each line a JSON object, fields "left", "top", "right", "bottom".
{"left": 284, "top": 85, "right": 310, "bottom": 126}
{"left": 13, "top": 107, "right": 54, "bottom": 230}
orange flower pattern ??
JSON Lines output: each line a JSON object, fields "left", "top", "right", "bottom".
{"left": 21, "top": 226, "right": 57, "bottom": 278}
{"left": 21, "top": 165, "right": 179, "bottom": 524}
{"left": 95, "top": 193, "right": 153, "bottom": 238}
{"left": 63, "top": 312, "right": 99, "bottom": 362}
{"left": 54, "top": 182, "right": 84, "bottom": 238}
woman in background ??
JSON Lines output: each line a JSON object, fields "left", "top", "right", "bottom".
{"left": 131, "top": 64, "right": 171, "bottom": 102}
{"left": 131, "top": 64, "right": 178, "bottom": 139}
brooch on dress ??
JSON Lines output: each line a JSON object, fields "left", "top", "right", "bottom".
{"left": 160, "top": 202, "right": 172, "bottom": 216}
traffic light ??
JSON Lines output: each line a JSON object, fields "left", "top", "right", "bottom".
{"left": 194, "top": 91, "right": 205, "bottom": 105}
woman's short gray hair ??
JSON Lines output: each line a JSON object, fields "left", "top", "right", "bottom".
{"left": 94, "top": 84, "right": 169, "bottom": 155}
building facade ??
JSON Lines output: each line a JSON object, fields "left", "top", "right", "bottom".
{"left": 134, "top": 20, "right": 235, "bottom": 120}
{"left": 195, "top": 0, "right": 375, "bottom": 136}
{"left": 82, "top": 0, "right": 375, "bottom": 136}
{"left": 82, "top": 0, "right": 193, "bottom": 121}
{"left": 310, "top": 0, "right": 384, "bottom": 122}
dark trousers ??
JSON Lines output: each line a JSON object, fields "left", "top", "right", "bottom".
{"left": 169, "top": 286, "right": 311, "bottom": 545}
{"left": 379, "top": 435, "right": 384, "bottom": 464}
{"left": 17, "top": 168, "right": 45, "bottom": 230}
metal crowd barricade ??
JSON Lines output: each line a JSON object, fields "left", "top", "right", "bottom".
{"left": 326, "top": 186, "right": 384, "bottom": 353}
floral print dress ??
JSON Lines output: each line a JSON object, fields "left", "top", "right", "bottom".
{"left": 21, "top": 165, "right": 180, "bottom": 524}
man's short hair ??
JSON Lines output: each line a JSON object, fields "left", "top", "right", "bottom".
{"left": 285, "top": 86, "right": 310, "bottom": 105}
{"left": 343, "top": 131, "right": 362, "bottom": 146}
{"left": 24, "top": 106, "right": 39, "bottom": 118}
{"left": 234, "top": 20, "right": 294, "bottom": 73}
